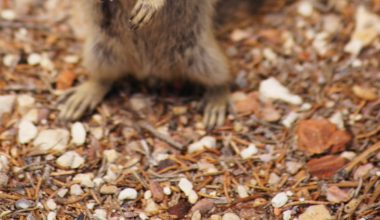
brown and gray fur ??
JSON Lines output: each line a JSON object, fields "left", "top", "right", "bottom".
{"left": 59, "top": 0, "right": 231, "bottom": 129}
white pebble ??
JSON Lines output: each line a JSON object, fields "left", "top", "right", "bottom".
{"left": 329, "top": 111, "right": 345, "bottom": 130}
{"left": 283, "top": 210, "right": 292, "bottom": 220}
{"left": 271, "top": 192, "right": 289, "bottom": 208}
{"left": 57, "top": 151, "right": 85, "bottom": 169}
{"left": 18, "top": 120, "right": 38, "bottom": 144}
{"left": 73, "top": 173, "right": 94, "bottom": 188}
{"left": 86, "top": 202, "right": 96, "bottom": 210}
{"left": 237, "top": 185, "right": 249, "bottom": 198}
{"left": 118, "top": 188, "right": 138, "bottom": 201}
{"left": 33, "top": 129, "right": 70, "bottom": 152}
{"left": 139, "top": 213, "right": 149, "bottom": 220}
{"left": 27, "top": 53, "right": 42, "bottom": 66}
{"left": 1, "top": 9, "right": 16, "bottom": 20}
{"left": 240, "top": 144, "right": 258, "bottom": 159}
{"left": 94, "top": 209, "right": 107, "bottom": 220}
{"left": 15, "top": 199, "right": 34, "bottom": 209}
{"left": 188, "top": 190, "right": 199, "bottom": 204}
{"left": 63, "top": 55, "right": 80, "bottom": 64}
{"left": 144, "top": 190, "right": 152, "bottom": 199}
{"left": 46, "top": 199, "right": 57, "bottom": 210}
{"left": 0, "top": 95, "right": 16, "bottom": 118}
{"left": 188, "top": 136, "right": 217, "bottom": 153}
{"left": 47, "top": 212, "right": 57, "bottom": 220}
{"left": 298, "top": 1, "right": 314, "bottom": 17}
{"left": 340, "top": 151, "right": 357, "bottom": 161}
{"left": 71, "top": 122, "right": 86, "bottom": 145}
{"left": 259, "top": 78, "right": 303, "bottom": 105}
{"left": 2, "top": 54, "right": 18, "bottom": 67}
{"left": 144, "top": 199, "right": 159, "bottom": 214}
{"left": 178, "top": 178, "right": 194, "bottom": 195}
{"left": 70, "top": 184, "right": 84, "bottom": 196}
{"left": 103, "top": 149, "right": 120, "bottom": 163}
{"left": 286, "top": 161, "right": 303, "bottom": 174}
{"left": 17, "top": 95, "right": 35, "bottom": 114}
{"left": 281, "top": 111, "right": 299, "bottom": 128}
{"left": 222, "top": 213, "right": 240, "bottom": 220}
{"left": 163, "top": 186, "right": 172, "bottom": 195}
{"left": 57, "top": 188, "right": 68, "bottom": 198}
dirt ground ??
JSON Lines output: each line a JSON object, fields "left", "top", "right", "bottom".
{"left": 0, "top": 0, "right": 379, "bottom": 219}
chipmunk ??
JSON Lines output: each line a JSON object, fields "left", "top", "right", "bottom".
{"left": 59, "top": 0, "right": 230, "bottom": 129}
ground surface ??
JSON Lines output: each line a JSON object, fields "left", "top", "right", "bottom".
{"left": 0, "top": 0, "right": 380, "bottom": 219}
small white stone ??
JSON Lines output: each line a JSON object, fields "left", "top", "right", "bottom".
{"left": 222, "top": 213, "right": 240, "bottom": 220}
{"left": 93, "top": 177, "right": 105, "bottom": 188}
{"left": 94, "top": 209, "right": 107, "bottom": 220}
{"left": 47, "top": 211, "right": 57, "bottom": 220}
{"left": 22, "top": 108, "right": 39, "bottom": 123}
{"left": 139, "top": 213, "right": 149, "bottom": 220}
{"left": 188, "top": 136, "right": 217, "bottom": 153}
{"left": 237, "top": 185, "right": 249, "bottom": 198}
{"left": 271, "top": 192, "right": 289, "bottom": 208}
{"left": 0, "top": 95, "right": 16, "bottom": 118}
{"left": 178, "top": 178, "right": 194, "bottom": 196}
{"left": 71, "top": 122, "right": 86, "bottom": 145}
{"left": 86, "top": 202, "right": 96, "bottom": 210}
{"left": 18, "top": 120, "right": 38, "bottom": 144}
{"left": 144, "top": 190, "right": 152, "bottom": 200}
{"left": 281, "top": 111, "right": 299, "bottom": 128}
{"left": 263, "top": 48, "right": 278, "bottom": 63}
{"left": 103, "top": 149, "right": 120, "bottom": 163}
{"left": 298, "top": 1, "right": 314, "bottom": 17}
{"left": 73, "top": 173, "right": 94, "bottom": 188}
{"left": 192, "top": 211, "right": 202, "bottom": 220}
{"left": 0, "top": 154, "right": 9, "bottom": 172}
{"left": 188, "top": 190, "right": 199, "bottom": 204}
{"left": 1, "top": 9, "right": 16, "bottom": 20}
{"left": 40, "top": 55, "right": 55, "bottom": 71}
{"left": 268, "top": 173, "right": 281, "bottom": 186}
{"left": 259, "top": 78, "right": 303, "bottom": 105}
{"left": 240, "top": 144, "right": 258, "bottom": 159}
{"left": 118, "top": 188, "right": 138, "bottom": 201}
{"left": 57, "top": 151, "right": 85, "bottom": 169}
{"left": 17, "top": 95, "right": 35, "bottom": 114}
{"left": 340, "top": 151, "right": 357, "bottom": 161}
{"left": 46, "top": 199, "right": 57, "bottom": 210}
{"left": 329, "top": 111, "right": 345, "bottom": 130}
{"left": 103, "top": 165, "right": 120, "bottom": 182}
{"left": 163, "top": 186, "right": 172, "bottom": 195}
{"left": 283, "top": 210, "right": 292, "bottom": 220}
{"left": 63, "top": 55, "right": 80, "bottom": 64}
{"left": 57, "top": 188, "right": 68, "bottom": 198}
{"left": 144, "top": 199, "right": 159, "bottom": 214}
{"left": 27, "top": 53, "right": 42, "bottom": 66}
{"left": 70, "top": 184, "right": 84, "bottom": 196}
{"left": 259, "top": 154, "right": 273, "bottom": 163}
{"left": 286, "top": 161, "right": 303, "bottom": 174}
{"left": 2, "top": 54, "right": 18, "bottom": 67}
{"left": 34, "top": 129, "right": 70, "bottom": 152}
{"left": 15, "top": 199, "right": 34, "bottom": 209}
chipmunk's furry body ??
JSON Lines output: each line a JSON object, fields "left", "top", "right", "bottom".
{"left": 59, "top": 0, "right": 231, "bottom": 128}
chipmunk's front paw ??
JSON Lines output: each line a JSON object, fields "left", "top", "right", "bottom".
{"left": 129, "top": 0, "right": 165, "bottom": 30}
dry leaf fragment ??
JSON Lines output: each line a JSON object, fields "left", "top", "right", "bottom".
{"left": 352, "top": 85, "right": 378, "bottom": 101}
{"left": 297, "top": 119, "right": 351, "bottom": 155}
{"left": 56, "top": 70, "right": 77, "bottom": 90}
{"left": 149, "top": 181, "right": 165, "bottom": 203}
{"left": 326, "top": 185, "right": 351, "bottom": 203}
{"left": 307, "top": 155, "right": 346, "bottom": 179}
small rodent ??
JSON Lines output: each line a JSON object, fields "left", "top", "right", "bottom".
{"left": 58, "top": 0, "right": 231, "bottom": 129}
